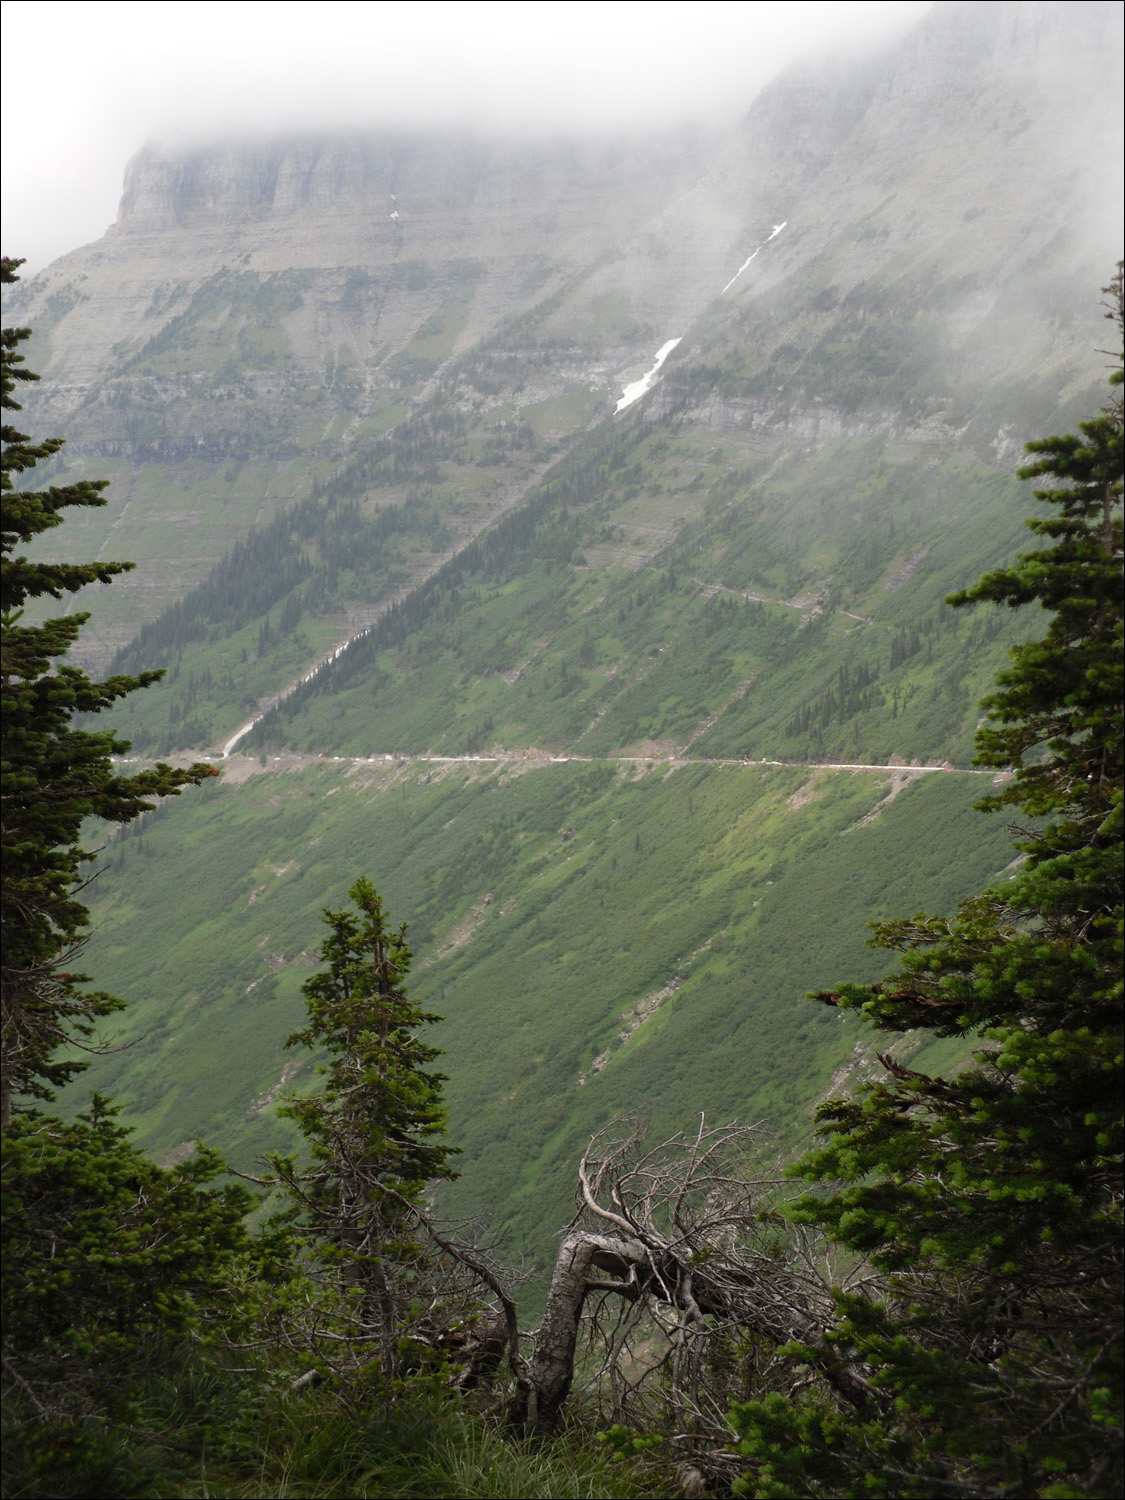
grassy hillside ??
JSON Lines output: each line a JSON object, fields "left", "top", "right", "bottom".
{"left": 238, "top": 424, "right": 1036, "bottom": 767}
{"left": 87, "top": 395, "right": 1044, "bottom": 769}
{"left": 69, "top": 752, "right": 1014, "bottom": 1291}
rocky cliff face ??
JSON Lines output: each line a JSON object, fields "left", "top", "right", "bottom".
{"left": 19, "top": 1, "right": 1118, "bottom": 420}
{"left": 671, "top": 0, "right": 1123, "bottom": 447}
{"left": 19, "top": 129, "right": 737, "bottom": 405}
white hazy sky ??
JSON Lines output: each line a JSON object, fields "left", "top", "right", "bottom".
{"left": 1, "top": 0, "right": 930, "bottom": 274}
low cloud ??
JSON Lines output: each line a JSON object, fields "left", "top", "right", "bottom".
{"left": 2, "top": 0, "right": 929, "bottom": 273}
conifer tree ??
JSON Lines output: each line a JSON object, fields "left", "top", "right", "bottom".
{"left": 2, "top": 259, "right": 270, "bottom": 1498}
{"left": 1, "top": 258, "right": 214, "bottom": 1123}
{"left": 732, "top": 269, "right": 1123, "bottom": 1499}
{"left": 274, "top": 878, "right": 459, "bottom": 1364}
{"left": 1, "top": 1095, "right": 259, "bottom": 1490}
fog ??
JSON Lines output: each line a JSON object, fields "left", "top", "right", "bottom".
{"left": 1, "top": 0, "right": 930, "bottom": 274}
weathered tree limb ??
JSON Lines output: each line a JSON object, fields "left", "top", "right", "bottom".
{"left": 412, "top": 1208, "right": 533, "bottom": 1412}
{"left": 514, "top": 1121, "right": 873, "bottom": 1430}
{"left": 523, "top": 1229, "right": 649, "bottom": 1427}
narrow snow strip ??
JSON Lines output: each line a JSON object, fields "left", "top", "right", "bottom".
{"left": 223, "top": 635, "right": 368, "bottom": 756}
{"left": 615, "top": 337, "right": 682, "bottom": 414}
{"left": 721, "top": 221, "right": 787, "bottom": 294}
{"left": 222, "top": 720, "right": 257, "bottom": 757}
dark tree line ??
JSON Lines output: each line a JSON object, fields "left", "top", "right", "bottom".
{"left": 248, "top": 421, "right": 644, "bottom": 744}
{"left": 0, "top": 260, "right": 216, "bottom": 1124}
{"left": 110, "top": 493, "right": 421, "bottom": 678}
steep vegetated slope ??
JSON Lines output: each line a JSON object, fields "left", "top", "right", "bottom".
{"left": 11, "top": 0, "right": 1120, "bottom": 1275}
{"left": 77, "top": 757, "right": 1015, "bottom": 1264}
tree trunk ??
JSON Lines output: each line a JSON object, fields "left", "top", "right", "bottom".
{"left": 520, "top": 1229, "right": 646, "bottom": 1429}
{"left": 516, "top": 1227, "right": 872, "bottom": 1431}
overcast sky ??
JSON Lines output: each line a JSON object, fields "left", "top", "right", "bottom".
{"left": 2, "top": 0, "right": 930, "bottom": 274}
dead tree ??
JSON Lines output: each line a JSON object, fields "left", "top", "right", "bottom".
{"left": 263, "top": 1114, "right": 873, "bottom": 1471}
{"left": 513, "top": 1118, "right": 873, "bottom": 1435}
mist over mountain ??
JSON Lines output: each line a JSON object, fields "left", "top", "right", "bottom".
{"left": 2, "top": 1, "right": 934, "bottom": 274}
{"left": 5, "top": 0, "right": 1122, "bottom": 1277}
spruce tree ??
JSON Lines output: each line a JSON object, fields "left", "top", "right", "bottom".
{"left": 1, "top": 1096, "right": 259, "bottom": 1491}
{"left": 274, "top": 878, "right": 459, "bottom": 1368}
{"left": 2, "top": 258, "right": 272, "bottom": 1498}
{"left": 732, "top": 269, "right": 1123, "bottom": 1499}
{"left": 1, "top": 258, "right": 215, "bottom": 1123}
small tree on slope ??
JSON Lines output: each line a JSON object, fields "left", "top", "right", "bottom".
{"left": 730, "top": 268, "right": 1123, "bottom": 1499}
{"left": 272, "top": 878, "right": 460, "bottom": 1378}
{"left": 1, "top": 257, "right": 215, "bottom": 1124}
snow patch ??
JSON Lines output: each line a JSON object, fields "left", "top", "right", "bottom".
{"left": 615, "top": 337, "right": 682, "bottom": 413}
{"left": 721, "top": 221, "right": 787, "bottom": 294}
{"left": 222, "top": 719, "right": 257, "bottom": 757}
{"left": 223, "top": 635, "right": 370, "bottom": 757}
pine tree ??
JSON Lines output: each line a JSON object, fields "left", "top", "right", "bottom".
{"left": 2, "top": 258, "right": 274, "bottom": 1498}
{"left": 1, "top": 1095, "right": 259, "bottom": 1490}
{"left": 732, "top": 269, "right": 1123, "bottom": 1499}
{"left": 274, "top": 878, "right": 459, "bottom": 1366}
{"left": 1, "top": 258, "right": 215, "bottom": 1123}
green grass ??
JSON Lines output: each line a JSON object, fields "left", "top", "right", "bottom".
{"left": 181, "top": 1394, "right": 653, "bottom": 1500}
{"left": 6, "top": 1360, "right": 653, "bottom": 1500}
{"left": 67, "top": 755, "right": 1013, "bottom": 1301}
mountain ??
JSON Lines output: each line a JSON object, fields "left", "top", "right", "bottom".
{"left": 15, "top": 1, "right": 1118, "bottom": 681}
{"left": 6, "top": 0, "right": 1122, "bottom": 1279}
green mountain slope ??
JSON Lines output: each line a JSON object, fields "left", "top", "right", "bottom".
{"left": 239, "top": 424, "right": 1032, "bottom": 768}
{"left": 73, "top": 754, "right": 1014, "bottom": 1286}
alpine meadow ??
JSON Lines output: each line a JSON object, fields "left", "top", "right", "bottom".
{"left": 1, "top": 2, "right": 1122, "bottom": 1496}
